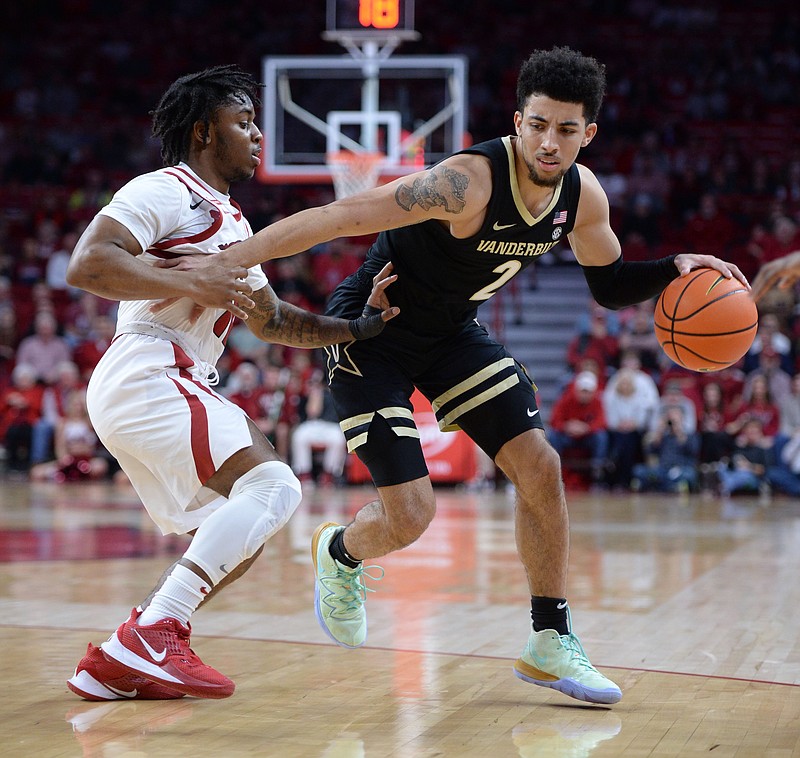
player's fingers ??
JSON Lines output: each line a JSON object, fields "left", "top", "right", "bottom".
{"left": 724, "top": 263, "right": 750, "bottom": 289}
{"left": 186, "top": 304, "right": 205, "bottom": 325}
{"left": 153, "top": 258, "right": 184, "bottom": 269}
{"left": 380, "top": 307, "right": 400, "bottom": 322}
{"left": 374, "top": 273, "right": 398, "bottom": 292}
{"left": 373, "top": 262, "right": 394, "bottom": 284}
{"left": 149, "top": 297, "right": 179, "bottom": 313}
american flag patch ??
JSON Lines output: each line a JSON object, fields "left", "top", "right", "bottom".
{"left": 553, "top": 210, "right": 568, "bottom": 224}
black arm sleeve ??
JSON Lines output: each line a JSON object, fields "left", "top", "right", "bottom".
{"left": 580, "top": 255, "right": 679, "bottom": 310}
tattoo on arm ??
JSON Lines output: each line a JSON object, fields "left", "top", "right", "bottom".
{"left": 247, "top": 286, "right": 352, "bottom": 347}
{"left": 395, "top": 166, "right": 469, "bottom": 214}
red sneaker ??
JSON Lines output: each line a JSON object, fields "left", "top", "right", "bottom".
{"left": 67, "top": 643, "right": 185, "bottom": 701}
{"left": 100, "top": 608, "right": 235, "bottom": 699}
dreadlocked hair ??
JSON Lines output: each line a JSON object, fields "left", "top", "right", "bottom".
{"left": 150, "top": 64, "right": 261, "bottom": 166}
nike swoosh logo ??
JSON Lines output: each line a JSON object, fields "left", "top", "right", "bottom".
{"left": 133, "top": 629, "right": 167, "bottom": 662}
{"left": 105, "top": 685, "right": 138, "bottom": 698}
{"left": 219, "top": 564, "right": 229, "bottom": 574}
{"left": 556, "top": 600, "right": 568, "bottom": 609}
{"left": 493, "top": 221, "right": 516, "bottom": 231}
{"left": 528, "top": 645, "right": 550, "bottom": 670}
{"left": 190, "top": 199, "right": 203, "bottom": 210}
{"left": 527, "top": 408, "right": 540, "bottom": 417}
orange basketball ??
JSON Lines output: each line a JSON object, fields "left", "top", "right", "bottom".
{"left": 654, "top": 268, "right": 758, "bottom": 372}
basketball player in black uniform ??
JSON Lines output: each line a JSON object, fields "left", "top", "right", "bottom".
{"left": 180, "top": 47, "right": 749, "bottom": 704}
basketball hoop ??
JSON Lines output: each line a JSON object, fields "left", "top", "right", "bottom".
{"left": 326, "top": 151, "right": 384, "bottom": 200}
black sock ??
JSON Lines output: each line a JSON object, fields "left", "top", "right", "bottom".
{"left": 531, "top": 595, "right": 570, "bottom": 636}
{"left": 329, "top": 529, "right": 360, "bottom": 568}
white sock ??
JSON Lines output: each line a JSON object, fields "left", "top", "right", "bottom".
{"left": 138, "top": 564, "right": 210, "bottom": 626}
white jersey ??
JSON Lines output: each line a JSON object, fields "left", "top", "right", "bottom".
{"left": 98, "top": 163, "right": 268, "bottom": 368}
{"left": 88, "top": 165, "right": 270, "bottom": 532}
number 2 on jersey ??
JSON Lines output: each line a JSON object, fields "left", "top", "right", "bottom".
{"left": 469, "top": 260, "right": 522, "bottom": 301}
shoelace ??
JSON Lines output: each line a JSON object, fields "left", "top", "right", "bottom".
{"left": 560, "top": 633, "right": 599, "bottom": 672}
{"left": 320, "top": 564, "right": 384, "bottom": 618}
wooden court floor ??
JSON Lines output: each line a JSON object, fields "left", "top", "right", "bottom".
{"left": 1, "top": 478, "right": 800, "bottom": 757}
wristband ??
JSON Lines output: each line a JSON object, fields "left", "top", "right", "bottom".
{"left": 348, "top": 304, "right": 386, "bottom": 340}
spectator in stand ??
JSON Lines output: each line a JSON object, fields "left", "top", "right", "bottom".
{"left": 650, "top": 378, "right": 698, "bottom": 436}
{"left": 14, "top": 237, "right": 46, "bottom": 286}
{"left": 743, "top": 346, "right": 792, "bottom": 408}
{"left": 766, "top": 373, "right": 800, "bottom": 497}
{"left": 30, "top": 360, "right": 85, "bottom": 464}
{"left": 602, "top": 367, "right": 658, "bottom": 489}
{"left": 310, "top": 239, "right": 365, "bottom": 299}
{"left": 619, "top": 193, "right": 662, "bottom": 252}
{"left": 700, "top": 364, "right": 746, "bottom": 412}
{"left": 632, "top": 404, "right": 700, "bottom": 494}
{"left": 743, "top": 312, "right": 793, "bottom": 374}
{"left": 566, "top": 308, "right": 620, "bottom": 379}
{"left": 224, "top": 361, "right": 267, "bottom": 424}
{"left": 775, "top": 158, "right": 800, "bottom": 217}
{"left": 71, "top": 314, "right": 116, "bottom": 381}
{"left": 0, "top": 363, "right": 44, "bottom": 473}
{"left": 697, "top": 380, "right": 733, "bottom": 492}
{"left": 226, "top": 362, "right": 295, "bottom": 464}
{"left": 718, "top": 418, "right": 774, "bottom": 499}
{"left": 0, "top": 276, "right": 13, "bottom": 319}
{"left": 62, "top": 291, "right": 116, "bottom": 350}
{"left": 15, "top": 311, "right": 72, "bottom": 385}
{"left": 548, "top": 371, "right": 609, "bottom": 486}
{"left": 778, "top": 372, "right": 800, "bottom": 439}
{"left": 617, "top": 301, "right": 662, "bottom": 376}
{"left": 268, "top": 256, "right": 322, "bottom": 311}
{"left": 291, "top": 371, "right": 347, "bottom": 488}
{"left": 625, "top": 155, "right": 669, "bottom": 215}
{"left": 573, "top": 299, "right": 621, "bottom": 338}
{"left": 725, "top": 373, "right": 780, "bottom": 441}
{"left": 758, "top": 216, "right": 800, "bottom": 265}
{"left": 682, "top": 193, "right": 739, "bottom": 257}
{"left": 0, "top": 307, "right": 18, "bottom": 383}
{"left": 45, "top": 230, "right": 79, "bottom": 293}
{"left": 29, "top": 390, "right": 109, "bottom": 483}
{"left": 614, "top": 350, "right": 661, "bottom": 401}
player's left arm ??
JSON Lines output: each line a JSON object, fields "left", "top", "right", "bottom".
{"left": 245, "top": 262, "right": 399, "bottom": 347}
{"left": 570, "top": 165, "right": 749, "bottom": 310}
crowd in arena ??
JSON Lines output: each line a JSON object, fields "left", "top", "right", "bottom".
{"left": 0, "top": 1, "right": 799, "bottom": 491}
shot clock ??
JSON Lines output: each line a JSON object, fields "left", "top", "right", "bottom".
{"left": 326, "top": 0, "right": 416, "bottom": 34}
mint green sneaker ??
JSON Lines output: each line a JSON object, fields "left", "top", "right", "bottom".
{"left": 514, "top": 627, "right": 622, "bottom": 704}
{"left": 311, "top": 522, "right": 382, "bottom": 649}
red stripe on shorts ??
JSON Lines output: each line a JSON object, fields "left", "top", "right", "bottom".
{"left": 168, "top": 344, "right": 216, "bottom": 484}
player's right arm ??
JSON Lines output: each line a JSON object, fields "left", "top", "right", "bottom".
{"left": 571, "top": 164, "right": 748, "bottom": 309}
{"left": 244, "top": 262, "right": 399, "bottom": 347}
{"left": 218, "top": 154, "right": 493, "bottom": 270}
{"left": 66, "top": 215, "right": 255, "bottom": 319}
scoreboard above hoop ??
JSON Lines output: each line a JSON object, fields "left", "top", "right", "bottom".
{"left": 326, "top": 0, "right": 415, "bottom": 33}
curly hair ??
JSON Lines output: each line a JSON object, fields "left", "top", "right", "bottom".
{"left": 150, "top": 64, "right": 261, "bottom": 166}
{"left": 516, "top": 47, "right": 606, "bottom": 123}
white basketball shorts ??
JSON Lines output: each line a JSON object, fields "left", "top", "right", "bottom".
{"left": 86, "top": 333, "right": 254, "bottom": 535}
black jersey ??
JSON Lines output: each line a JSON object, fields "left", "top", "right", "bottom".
{"left": 325, "top": 136, "right": 582, "bottom": 339}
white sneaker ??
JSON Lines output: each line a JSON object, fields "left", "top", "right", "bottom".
{"left": 514, "top": 627, "right": 622, "bottom": 704}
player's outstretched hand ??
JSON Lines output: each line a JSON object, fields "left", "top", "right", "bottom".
{"left": 348, "top": 262, "right": 400, "bottom": 340}
{"left": 673, "top": 254, "right": 750, "bottom": 289}
{"left": 150, "top": 254, "right": 255, "bottom": 322}
{"left": 751, "top": 250, "right": 800, "bottom": 302}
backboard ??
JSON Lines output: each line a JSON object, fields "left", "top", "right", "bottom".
{"left": 258, "top": 3, "right": 467, "bottom": 186}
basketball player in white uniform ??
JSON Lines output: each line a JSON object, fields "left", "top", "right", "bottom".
{"left": 64, "top": 66, "right": 397, "bottom": 701}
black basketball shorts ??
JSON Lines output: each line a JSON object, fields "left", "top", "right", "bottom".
{"left": 323, "top": 321, "right": 545, "bottom": 487}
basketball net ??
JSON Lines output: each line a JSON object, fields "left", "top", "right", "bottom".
{"left": 326, "top": 151, "right": 384, "bottom": 200}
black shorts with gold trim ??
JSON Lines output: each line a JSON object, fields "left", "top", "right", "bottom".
{"left": 323, "top": 320, "right": 544, "bottom": 487}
